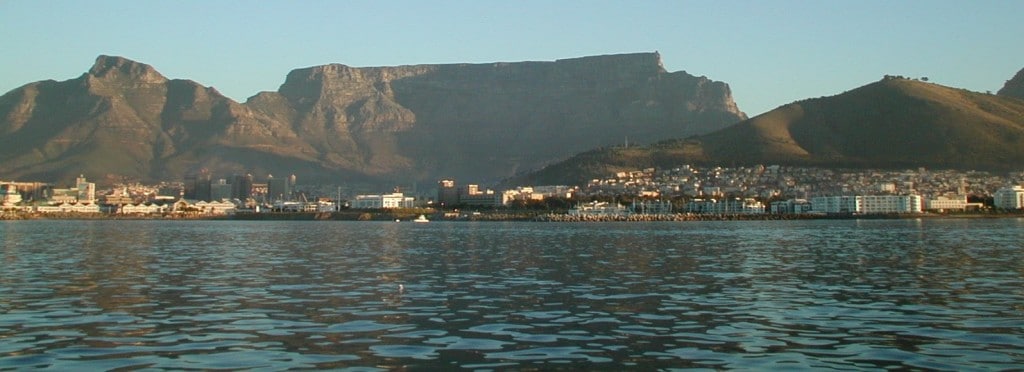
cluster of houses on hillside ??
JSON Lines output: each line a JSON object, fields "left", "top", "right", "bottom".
{"left": 567, "top": 165, "right": 1024, "bottom": 215}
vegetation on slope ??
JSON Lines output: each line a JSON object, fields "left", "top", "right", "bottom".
{"left": 511, "top": 78, "right": 1024, "bottom": 186}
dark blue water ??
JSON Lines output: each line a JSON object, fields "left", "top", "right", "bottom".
{"left": 1, "top": 219, "right": 1022, "bottom": 369}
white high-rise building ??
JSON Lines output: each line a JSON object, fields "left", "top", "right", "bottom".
{"left": 993, "top": 186, "right": 1024, "bottom": 210}
{"left": 76, "top": 175, "right": 95, "bottom": 203}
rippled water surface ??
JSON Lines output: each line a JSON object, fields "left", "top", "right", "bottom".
{"left": 2, "top": 219, "right": 1023, "bottom": 369}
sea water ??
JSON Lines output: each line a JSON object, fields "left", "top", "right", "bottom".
{"left": 1, "top": 219, "right": 1022, "bottom": 369}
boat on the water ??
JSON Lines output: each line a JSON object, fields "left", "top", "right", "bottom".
{"left": 413, "top": 215, "right": 430, "bottom": 223}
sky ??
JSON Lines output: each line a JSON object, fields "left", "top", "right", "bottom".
{"left": 2, "top": 0, "right": 1022, "bottom": 116}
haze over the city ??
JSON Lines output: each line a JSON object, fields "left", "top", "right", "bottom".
{"left": 2, "top": 0, "right": 1022, "bottom": 116}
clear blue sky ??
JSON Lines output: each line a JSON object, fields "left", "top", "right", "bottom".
{"left": 2, "top": 0, "right": 1022, "bottom": 116}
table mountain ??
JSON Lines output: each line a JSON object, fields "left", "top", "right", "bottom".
{"left": 0, "top": 53, "right": 746, "bottom": 185}
{"left": 511, "top": 77, "right": 1024, "bottom": 186}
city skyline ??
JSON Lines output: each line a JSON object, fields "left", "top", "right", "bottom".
{"left": 2, "top": 1, "right": 1022, "bottom": 116}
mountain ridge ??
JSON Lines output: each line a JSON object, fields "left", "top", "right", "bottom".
{"left": 0, "top": 53, "right": 747, "bottom": 185}
{"left": 509, "top": 76, "right": 1024, "bottom": 186}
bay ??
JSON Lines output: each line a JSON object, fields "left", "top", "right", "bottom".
{"left": 1, "top": 219, "right": 1022, "bottom": 369}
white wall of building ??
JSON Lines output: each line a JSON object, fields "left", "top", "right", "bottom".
{"left": 352, "top": 193, "right": 416, "bottom": 209}
{"left": 811, "top": 195, "right": 921, "bottom": 214}
{"left": 685, "top": 198, "right": 765, "bottom": 214}
{"left": 994, "top": 186, "right": 1024, "bottom": 210}
{"left": 810, "top": 196, "right": 861, "bottom": 214}
{"left": 924, "top": 195, "right": 979, "bottom": 211}
{"left": 860, "top": 195, "right": 922, "bottom": 214}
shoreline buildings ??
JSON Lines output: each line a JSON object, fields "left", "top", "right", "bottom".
{"left": 351, "top": 193, "right": 416, "bottom": 209}
{"left": 807, "top": 195, "right": 922, "bottom": 214}
{"left": 994, "top": 186, "right": 1024, "bottom": 210}
{"left": 437, "top": 180, "right": 501, "bottom": 208}
{"left": 2, "top": 165, "right": 1023, "bottom": 217}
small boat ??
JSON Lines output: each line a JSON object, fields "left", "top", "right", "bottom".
{"left": 413, "top": 214, "right": 429, "bottom": 223}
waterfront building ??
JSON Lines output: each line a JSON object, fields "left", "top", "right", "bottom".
{"left": 993, "top": 186, "right": 1024, "bottom": 210}
{"left": 49, "top": 188, "right": 80, "bottom": 204}
{"left": 924, "top": 195, "right": 982, "bottom": 212}
{"left": 811, "top": 195, "right": 922, "bottom": 214}
{"left": 184, "top": 172, "right": 213, "bottom": 201}
{"left": 0, "top": 181, "right": 48, "bottom": 202}
{"left": 1, "top": 183, "right": 22, "bottom": 207}
{"left": 502, "top": 188, "right": 543, "bottom": 205}
{"left": 631, "top": 200, "right": 674, "bottom": 214}
{"left": 770, "top": 199, "right": 813, "bottom": 214}
{"left": 121, "top": 202, "right": 171, "bottom": 215}
{"left": 271, "top": 200, "right": 333, "bottom": 212}
{"left": 810, "top": 196, "right": 861, "bottom": 214}
{"left": 435, "top": 179, "right": 502, "bottom": 207}
{"left": 351, "top": 193, "right": 416, "bottom": 209}
{"left": 459, "top": 188, "right": 501, "bottom": 207}
{"left": 45, "top": 202, "right": 101, "bottom": 213}
{"left": 193, "top": 200, "right": 238, "bottom": 215}
{"left": 568, "top": 201, "right": 630, "bottom": 217}
{"left": 231, "top": 174, "right": 253, "bottom": 201}
{"left": 501, "top": 185, "right": 572, "bottom": 205}
{"left": 211, "top": 179, "right": 232, "bottom": 201}
{"left": 860, "top": 195, "right": 922, "bottom": 214}
{"left": 684, "top": 198, "right": 765, "bottom": 214}
{"left": 437, "top": 179, "right": 459, "bottom": 207}
{"left": 76, "top": 175, "right": 96, "bottom": 203}
{"left": 266, "top": 175, "right": 294, "bottom": 203}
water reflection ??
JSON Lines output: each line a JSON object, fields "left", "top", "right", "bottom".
{"left": 0, "top": 219, "right": 1022, "bottom": 369}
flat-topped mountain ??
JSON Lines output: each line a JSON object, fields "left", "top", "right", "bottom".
{"left": 0, "top": 53, "right": 746, "bottom": 185}
{"left": 511, "top": 77, "right": 1024, "bottom": 186}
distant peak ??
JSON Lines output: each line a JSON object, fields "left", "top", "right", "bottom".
{"left": 997, "top": 67, "right": 1024, "bottom": 100}
{"left": 88, "top": 55, "right": 167, "bottom": 83}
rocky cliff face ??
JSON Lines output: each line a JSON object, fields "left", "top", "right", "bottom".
{"left": 0, "top": 53, "right": 746, "bottom": 184}
{"left": 998, "top": 67, "right": 1024, "bottom": 100}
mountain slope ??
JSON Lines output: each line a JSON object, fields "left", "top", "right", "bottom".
{"left": 0, "top": 56, "right": 318, "bottom": 184}
{"left": 998, "top": 67, "right": 1024, "bottom": 100}
{"left": 512, "top": 77, "right": 1024, "bottom": 185}
{"left": 0, "top": 53, "right": 746, "bottom": 184}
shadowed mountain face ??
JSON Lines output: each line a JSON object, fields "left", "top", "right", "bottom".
{"left": 0, "top": 53, "right": 746, "bottom": 185}
{"left": 998, "top": 67, "right": 1024, "bottom": 100}
{"left": 511, "top": 77, "right": 1024, "bottom": 186}
{"left": 0, "top": 56, "right": 317, "bottom": 184}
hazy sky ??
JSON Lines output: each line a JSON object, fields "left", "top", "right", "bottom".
{"left": 2, "top": 0, "right": 1022, "bottom": 116}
